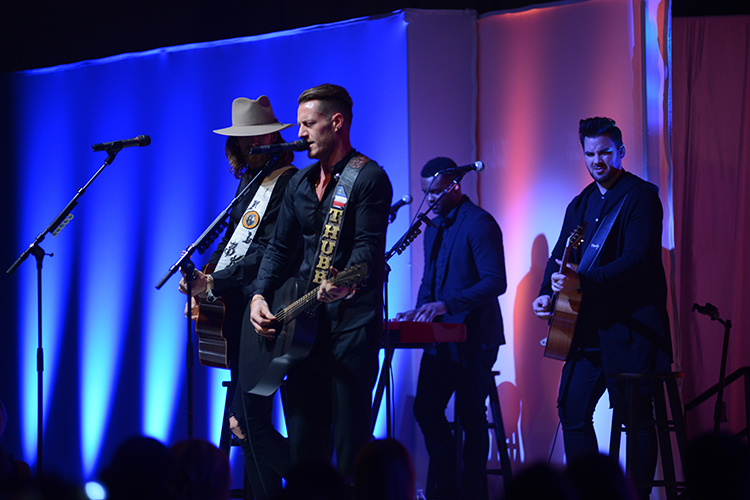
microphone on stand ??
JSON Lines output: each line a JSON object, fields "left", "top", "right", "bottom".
{"left": 248, "top": 139, "right": 309, "bottom": 155}
{"left": 434, "top": 161, "right": 484, "bottom": 176}
{"left": 692, "top": 302, "right": 719, "bottom": 317}
{"left": 92, "top": 135, "right": 151, "bottom": 152}
{"left": 389, "top": 194, "right": 413, "bottom": 222}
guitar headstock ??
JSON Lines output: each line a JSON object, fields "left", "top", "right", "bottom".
{"left": 331, "top": 262, "right": 369, "bottom": 288}
{"left": 566, "top": 222, "right": 587, "bottom": 249}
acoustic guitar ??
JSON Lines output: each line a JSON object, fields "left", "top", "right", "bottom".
{"left": 245, "top": 262, "right": 369, "bottom": 396}
{"left": 543, "top": 223, "right": 587, "bottom": 361}
{"left": 189, "top": 263, "right": 239, "bottom": 369}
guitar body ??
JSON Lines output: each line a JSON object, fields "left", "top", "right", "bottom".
{"left": 189, "top": 263, "right": 243, "bottom": 369}
{"left": 243, "top": 263, "right": 368, "bottom": 396}
{"left": 542, "top": 224, "right": 586, "bottom": 361}
{"left": 193, "top": 297, "right": 230, "bottom": 368}
{"left": 244, "top": 278, "right": 317, "bottom": 396}
{"left": 544, "top": 286, "right": 582, "bottom": 361}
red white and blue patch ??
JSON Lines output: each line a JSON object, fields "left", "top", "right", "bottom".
{"left": 332, "top": 185, "right": 347, "bottom": 209}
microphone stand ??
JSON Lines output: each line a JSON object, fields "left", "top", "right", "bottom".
{"left": 692, "top": 302, "right": 732, "bottom": 432}
{"left": 374, "top": 172, "right": 465, "bottom": 437}
{"left": 6, "top": 149, "right": 122, "bottom": 477}
{"left": 155, "top": 159, "right": 275, "bottom": 438}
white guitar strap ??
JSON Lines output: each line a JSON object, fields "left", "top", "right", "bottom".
{"left": 215, "top": 165, "right": 295, "bottom": 272}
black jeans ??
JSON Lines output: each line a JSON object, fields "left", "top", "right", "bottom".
{"left": 230, "top": 387, "right": 290, "bottom": 500}
{"left": 413, "top": 343, "right": 498, "bottom": 500}
{"left": 557, "top": 349, "right": 657, "bottom": 500}
{"left": 283, "top": 315, "right": 380, "bottom": 482}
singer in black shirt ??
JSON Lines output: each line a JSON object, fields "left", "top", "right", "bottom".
{"left": 250, "top": 84, "right": 392, "bottom": 482}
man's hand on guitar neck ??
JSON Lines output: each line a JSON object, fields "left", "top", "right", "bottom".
{"left": 317, "top": 266, "right": 354, "bottom": 303}
{"left": 551, "top": 259, "right": 580, "bottom": 293}
{"left": 178, "top": 270, "right": 213, "bottom": 298}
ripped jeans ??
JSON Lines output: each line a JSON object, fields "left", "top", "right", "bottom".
{"left": 229, "top": 388, "right": 290, "bottom": 500}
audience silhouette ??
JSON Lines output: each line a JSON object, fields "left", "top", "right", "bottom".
{"left": 353, "top": 438, "right": 415, "bottom": 500}
{"left": 99, "top": 435, "right": 174, "bottom": 500}
{"left": 684, "top": 431, "right": 750, "bottom": 500}
{"left": 170, "top": 438, "right": 230, "bottom": 500}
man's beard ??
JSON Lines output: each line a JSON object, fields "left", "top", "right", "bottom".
{"left": 244, "top": 153, "right": 270, "bottom": 172}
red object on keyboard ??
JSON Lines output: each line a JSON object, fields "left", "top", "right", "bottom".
{"left": 386, "top": 321, "right": 466, "bottom": 343}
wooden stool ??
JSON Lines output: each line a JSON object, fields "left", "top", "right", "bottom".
{"left": 452, "top": 371, "right": 513, "bottom": 499}
{"left": 609, "top": 372, "right": 688, "bottom": 500}
{"left": 485, "top": 371, "right": 513, "bottom": 494}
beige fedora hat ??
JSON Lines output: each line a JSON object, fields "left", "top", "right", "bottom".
{"left": 213, "top": 96, "right": 293, "bottom": 136}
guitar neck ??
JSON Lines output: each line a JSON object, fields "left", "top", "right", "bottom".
{"left": 277, "top": 287, "right": 321, "bottom": 324}
{"left": 559, "top": 246, "right": 572, "bottom": 273}
{"left": 274, "top": 263, "right": 367, "bottom": 325}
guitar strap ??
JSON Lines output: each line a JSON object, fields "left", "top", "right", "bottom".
{"left": 215, "top": 165, "right": 296, "bottom": 272}
{"left": 577, "top": 194, "right": 628, "bottom": 274}
{"left": 306, "top": 153, "right": 370, "bottom": 291}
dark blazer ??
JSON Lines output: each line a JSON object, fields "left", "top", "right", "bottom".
{"left": 416, "top": 196, "right": 507, "bottom": 349}
{"left": 539, "top": 171, "right": 672, "bottom": 372}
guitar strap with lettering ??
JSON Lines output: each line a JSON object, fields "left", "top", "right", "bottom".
{"left": 215, "top": 165, "right": 296, "bottom": 272}
{"left": 577, "top": 194, "right": 628, "bottom": 274}
{"left": 307, "top": 154, "right": 370, "bottom": 291}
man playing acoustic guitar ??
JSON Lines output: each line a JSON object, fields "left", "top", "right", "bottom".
{"left": 178, "top": 95, "right": 298, "bottom": 500}
{"left": 532, "top": 117, "right": 671, "bottom": 500}
{"left": 249, "top": 84, "right": 392, "bottom": 484}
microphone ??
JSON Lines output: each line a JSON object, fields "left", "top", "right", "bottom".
{"left": 92, "top": 135, "right": 151, "bottom": 152}
{"left": 435, "top": 161, "right": 484, "bottom": 176}
{"left": 389, "top": 194, "right": 413, "bottom": 222}
{"left": 248, "top": 139, "right": 309, "bottom": 155}
{"left": 692, "top": 302, "right": 719, "bottom": 317}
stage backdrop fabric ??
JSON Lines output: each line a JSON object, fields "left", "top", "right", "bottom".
{"left": 673, "top": 15, "right": 750, "bottom": 439}
{"left": 476, "top": 0, "right": 673, "bottom": 468}
{"left": 3, "top": 12, "right": 414, "bottom": 481}
{"left": 1, "top": 1, "right": 687, "bottom": 491}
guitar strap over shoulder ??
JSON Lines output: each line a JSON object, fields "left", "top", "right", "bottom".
{"left": 306, "top": 153, "right": 370, "bottom": 291}
{"left": 215, "top": 165, "right": 296, "bottom": 272}
{"left": 577, "top": 194, "right": 628, "bottom": 274}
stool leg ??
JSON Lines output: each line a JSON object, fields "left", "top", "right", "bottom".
{"left": 610, "top": 378, "right": 626, "bottom": 459}
{"left": 488, "top": 383, "right": 513, "bottom": 491}
{"left": 653, "top": 382, "right": 677, "bottom": 500}
{"left": 455, "top": 412, "right": 463, "bottom": 489}
{"left": 220, "top": 381, "right": 236, "bottom": 455}
{"left": 625, "top": 379, "right": 640, "bottom": 478}
{"left": 665, "top": 378, "right": 689, "bottom": 472}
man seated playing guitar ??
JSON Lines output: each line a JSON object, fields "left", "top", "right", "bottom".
{"left": 532, "top": 117, "right": 672, "bottom": 500}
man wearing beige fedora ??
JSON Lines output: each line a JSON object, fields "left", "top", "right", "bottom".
{"left": 249, "top": 84, "right": 393, "bottom": 483}
{"left": 179, "top": 95, "right": 299, "bottom": 500}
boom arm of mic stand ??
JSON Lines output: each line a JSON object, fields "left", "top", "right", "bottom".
{"left": 384, "top": 172, "right": 465, "bottom": 262}
{"left": 155, "top": 162, "right": 273, "bottom": 289}
{"left": 6, "top": 151, "right": 119, "bottom": 275}
{"left": 385, "top": 214, "right": 434, "bottom": 262}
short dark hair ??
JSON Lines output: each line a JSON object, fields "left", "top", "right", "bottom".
{"left": 579, "top": 117, "right": 624, "bottom": 149}
{"left": 298, "top": 83, "right": 353, "bottom": 123}
{"left": 421, "top": 157, "right": 457, "bottom": 178}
